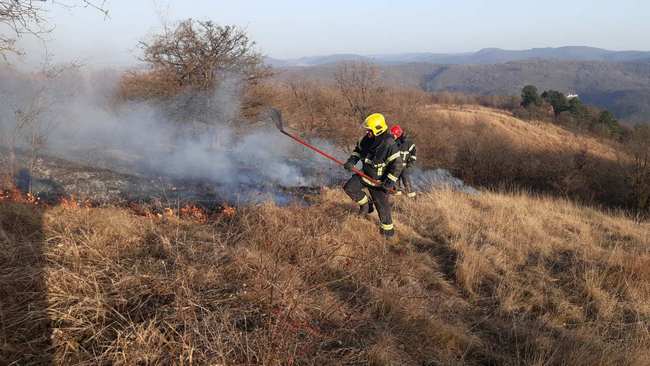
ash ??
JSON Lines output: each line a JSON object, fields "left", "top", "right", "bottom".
{"left": 3, "top": 149, "right": 321, "bottom": 208}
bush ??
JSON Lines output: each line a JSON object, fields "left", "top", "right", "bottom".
{"left": 521, "top": 85, "right": 542, "bottom": 107}
{"left": 117, "top": 69, "right": 181, "bottom": 100}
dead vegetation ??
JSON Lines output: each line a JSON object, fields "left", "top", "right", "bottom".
{"left": 113, "top": 42, "right": 649, "bottom": 211}
{"left": 262, "top": 75, "right": 647, "bottom": 211}
{"left": 1, "top": 187, "right": 648, "bottom": 365}
{"left": 118, "top": 18, "right": 269, "bottom": 103}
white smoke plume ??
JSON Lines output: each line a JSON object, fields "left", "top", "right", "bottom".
{"left": 0, "top": 65, "right": 347, "bottom": 203}
{"left": 0, "top": 65, "right": 476, "bottom": 205}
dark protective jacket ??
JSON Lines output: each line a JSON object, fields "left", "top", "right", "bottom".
{"left": 346, "top": 131, "right": 404, "bottom": 187}
{"left": 396, "top": 134, "right": 417, "bottom": 166}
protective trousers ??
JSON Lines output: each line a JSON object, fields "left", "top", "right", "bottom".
{"left": 399, "top": 166, "right": 416, "bottom": 198}
{"left": 343, "top": 175, "right": 394, "bottom": 236}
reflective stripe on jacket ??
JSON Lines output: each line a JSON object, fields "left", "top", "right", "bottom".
{"left": 396, "top": 135, "right": 417, "bottom": 166}
{"left": 347, "top": 131, "right": 404, "bottom": 186}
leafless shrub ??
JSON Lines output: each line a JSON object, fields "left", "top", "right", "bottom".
{"left": 0, "top": 63, "right": 77, "bottom": 190}
{"left": 138, "top": 19, "right": 269, "bottom": 92}
{"left": 334, "top": 61, "right": 384, "bottom": 120}
{"left": 117, "top": 68, "right": 182, "bottom": 100}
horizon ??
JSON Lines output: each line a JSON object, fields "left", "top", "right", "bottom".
{"left": 269, "top": 45, "right": 650, "bottom": 60}
{"left": 9, "top": 0, "right": 650, "bottom": 68}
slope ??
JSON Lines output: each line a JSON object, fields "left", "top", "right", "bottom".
{"left": 272, "top": 58, "right": 650, "bottom": 123}
{"left": 1, "top": 187, "right": 649, "bottom": 365}
{"left": 410, "top": 104, "right": 622, "bottom": 163}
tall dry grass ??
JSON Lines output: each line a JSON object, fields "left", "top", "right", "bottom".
{"left": 396, "top": 189, "right": 650, "bottom": 365}
{"left": 1, "top": 187, "right": 648, "bottom": 365}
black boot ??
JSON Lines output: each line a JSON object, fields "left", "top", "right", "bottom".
{"left": 380, "top": 227, "right": 395, "bottom": 238}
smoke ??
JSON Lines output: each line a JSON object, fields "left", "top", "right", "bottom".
{"left": 0, "top": 65, "right": 346, "bottom": 203}
{"left": 0, "top": 65, "right": 476, "bottom": 204}
{"left": 409, "top": 168, "right": 479, "bottom": 195}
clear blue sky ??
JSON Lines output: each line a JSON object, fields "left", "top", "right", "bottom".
{"left": 14, "top": 0, "right": 650, "bottom": 66}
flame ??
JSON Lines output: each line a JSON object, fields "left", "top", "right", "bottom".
{"left": 180, "top": 204, "right": 208, "bottom": 223}
{"left": 0, "top": 186, "right": 41, "bottom": 205}
{"left": 1, "top": 184, "right": 237, "bottom": 223}
{"left": 59, "top": 195, "right": 79, "bottom": 209}
{"left": 26, "top": 192, "right": 39, "bottom": 204}
{"left": 222, "top": 204, "right": 236, "bottom": 217}
{"left": 58, "top": 194, "right": 92, "bottom": 210}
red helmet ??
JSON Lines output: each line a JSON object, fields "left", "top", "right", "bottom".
{"left": 390, "top": 125, "right": 403, "bottom": 139}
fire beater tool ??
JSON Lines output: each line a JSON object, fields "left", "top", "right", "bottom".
{"left": 269, "top": 108, "right": 389, "bottom": 189}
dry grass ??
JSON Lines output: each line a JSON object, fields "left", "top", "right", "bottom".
{"left": 1, "top": 186, "right": 649, "bottom": 365}
{"left": 392, "top": 104, "right": 634, "bottom": 208}
{"left": 418, "top": 105, "right": 622, "bottom": 162}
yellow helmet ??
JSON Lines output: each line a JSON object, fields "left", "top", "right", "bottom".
{"left": 363, "top": 113, "right": 388, "bottom": 136}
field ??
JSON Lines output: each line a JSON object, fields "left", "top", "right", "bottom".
{"left": 2, "top": 60, "right": 650, "bottom": 365}
{"left": 3, "top": 4, "right": 650, "bottom": 365}
{"left": 2, "top": 187, "right": 649, "bottom": 365}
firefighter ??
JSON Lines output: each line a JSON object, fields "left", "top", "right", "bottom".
{"left": 390, "top": 125, "right": 417, "bottom": 198}
{"left": 343, "top": 113, "right": 403, "bottom": 237}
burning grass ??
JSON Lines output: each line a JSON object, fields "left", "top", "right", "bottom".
{"left": 0, "top": 183, "right": 237, "bottom": 225}
{"left": 0, "top": 185, "right": 41, "bottom": 205}
{"left": 1, "top": 188, "right": 649, "bottom": 365}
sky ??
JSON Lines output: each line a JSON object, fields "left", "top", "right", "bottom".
{"left": 10, "top": 0, "right": 650, "bottom": 67}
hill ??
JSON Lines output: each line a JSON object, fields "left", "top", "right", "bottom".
{"left": 420, "top": 60, "right": 650, "bottom": 123}
{"left": 2, "top": 186, "right": 648, "bottom": 365}
{"left": 266, "top": 46, "right": 650, "bottom": 67}
{"left": 413, "top": 105, "right": 621, "bottom": 162}
{"left": 273, "top": 59, "right": 650, "bottom": 123}
{"left": 270, "top": 74, "right": 635, "bottom": 209}
{"left": 3, "top": 66, "right": 650, "bottom": 363}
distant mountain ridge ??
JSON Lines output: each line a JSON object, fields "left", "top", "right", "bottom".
{"left": 417, "top": 59, "right": 650, "bottom": 123}
{"left": 272, "top": 57, "right": 650, "bottom": 123}
{"left": 266, "top": 46, "right": 650, "bottom": 67}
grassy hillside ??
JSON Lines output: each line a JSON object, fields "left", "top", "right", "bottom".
{"left": 273, "top": 59, "right": 650, "bottom": 123}
{"left": 407, "top": 105, "right": 636, "bottom": 209}
{"left": 404, "top": 105, "right": 622, "bottom": 163}
{"left": 269, "top": 80, "right": 635, "bottom": 209}
{"left": 2, "top": 188, "right": 649, "bottom": 365}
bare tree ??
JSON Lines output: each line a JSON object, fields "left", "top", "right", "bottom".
{"left": 287, "top": 78, "right": 333, "bottom": 131}
{"left": 0, "top": 0, "right": 47, "bottom": 55}
{"left": 0, "top": 63, "right": 73, "bottom": 191}
{"left": 139, "top": 19, "right": 269, "bottom": 91}
{"left": 334, "top": 61, "right": 384, "bottom": 120}
{"left": 1, "top": 85, "right": 48, "bottom": 191}
{"left": 0, "top": 0, "right": 108, "bottom": 57}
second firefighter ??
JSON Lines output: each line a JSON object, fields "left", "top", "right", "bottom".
{"left": 390, "top": 124, "right": 417, "bottom": 198}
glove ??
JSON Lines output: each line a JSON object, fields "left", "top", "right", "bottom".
{"left": 343, "top": 161, "right": 354, "bottom": 171}
{"left": 382, "top": 179, "right": 395, "bottom": 192}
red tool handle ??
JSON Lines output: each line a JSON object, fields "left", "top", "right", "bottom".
{"left": 280, "top": 130, "right": 383, "bottom": 186}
